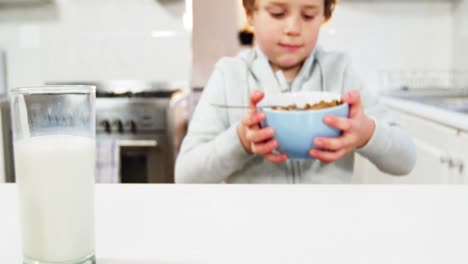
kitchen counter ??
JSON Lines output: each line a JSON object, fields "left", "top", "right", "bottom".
{"left": 1, "top": 184, "right": 468, "bottom": 264}
{"left": 382, "top": 96, "right": 468, "bottom": 132}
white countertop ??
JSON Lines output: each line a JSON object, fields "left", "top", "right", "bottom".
{"left": 1, "top": 184, "right": 468, "bottom": 264}
{"left": 382, "top": 97, "right": 468, "bottom": 132}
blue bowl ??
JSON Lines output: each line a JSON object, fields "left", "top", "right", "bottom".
{"left": 260, "top": 92, "right": 349, "bottom": 160}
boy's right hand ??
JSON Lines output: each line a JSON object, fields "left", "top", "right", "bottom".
{"left": 237, "top": 90, "right": 288, "bottom": 163}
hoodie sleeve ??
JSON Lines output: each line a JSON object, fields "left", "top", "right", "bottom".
{"left": 175, "top": 62, "right": 254, "bottom": 183}
{"left": 342, "top": 62, "right": 417, "bottom": 176}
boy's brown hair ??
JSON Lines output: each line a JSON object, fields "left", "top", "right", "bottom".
{"left": 243, "top": 0, "right": 337, "bottom": 21}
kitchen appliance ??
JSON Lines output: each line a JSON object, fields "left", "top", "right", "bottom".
{"left": 1, "top": 80, "right": 189, "bottom": 183}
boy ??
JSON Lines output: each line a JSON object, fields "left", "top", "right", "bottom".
{"left": 175, "top": 0, "right": 416, "bottom": 183}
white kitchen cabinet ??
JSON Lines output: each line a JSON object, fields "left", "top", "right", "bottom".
{"left": 454, "top": 132, "right": 468, "bottom": 183}
{"left": 354, "top": 154, "right": 393, "bottom": 184}
{"left": 393, "top": 137, "right": 451, "bottom": 184}
{"left": 394, "top": 111, "right": 458, "bottom": 184}
{"left": 354, "top": 138, "right": 452, "bottom": 184}
{"left": 354, "top": 108, "right": 467, "bottom": 184}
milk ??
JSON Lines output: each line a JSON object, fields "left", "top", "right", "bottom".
{"left": 14, "top": 135, "right": 96, "bottom": 263}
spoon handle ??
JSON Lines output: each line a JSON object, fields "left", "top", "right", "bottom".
{"left": 210, "top": 103, "right": 277, "bottom": 109}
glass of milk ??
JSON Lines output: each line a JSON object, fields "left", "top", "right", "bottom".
{"left": 10, "top": 86, "right": 96, "bottom": 264}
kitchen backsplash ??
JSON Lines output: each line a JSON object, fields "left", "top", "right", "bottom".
{"left": 201, "top": 0, "right": 466, "bottom": 91}
{"left": 453, "top": 0, "right": 468, "bottom": 88}
{"left": 378, "top": 70, "right": 468, "bottom": 90}
{"left": 1, "top": 0, "right": 467, "bottom": 91}
{"left": 0, "top": 0, "right": 191, "bottom": 89}
{"left": 318, "top": 1, "right": 456, "bottom": 92}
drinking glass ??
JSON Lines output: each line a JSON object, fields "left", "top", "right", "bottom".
{"left": 10, "top": 85, "right": 96, "bottom": 264}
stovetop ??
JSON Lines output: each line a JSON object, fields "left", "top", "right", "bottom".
{"left": 96, "top": 90, "right": 178, "bottom": 98}
{"left": 45, "top": 80, "right": 186, "bottom": 99}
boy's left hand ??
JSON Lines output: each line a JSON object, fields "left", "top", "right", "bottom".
{"left": 309, "top": 90, "right": 375, "bottom": 163}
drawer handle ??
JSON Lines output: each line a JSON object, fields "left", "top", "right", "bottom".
{"left": 118, "top": 140, "right": 158, "bottom": 147}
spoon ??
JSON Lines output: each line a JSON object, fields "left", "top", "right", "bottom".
{"left": 210, "top": 103, "right": 283, "bottom": 109}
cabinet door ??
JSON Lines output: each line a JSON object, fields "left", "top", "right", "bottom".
{"left": 391, "top": 138, "right": 451, "bottom": 184}
{"left": 391, "top": 109, "right": 462, "bottom": 183}
{"left": 354, "top": 138, "right": 451, "bottom": 184}
{"left": 353, "top": 154, "right": 393, "bottom": 184}
{"left": 394, "top": 111, "right": 458, "bottom": 150}
{"left": 454, "top": 132, "right": 468, "bottom": 184}
{"left": 354, "top": 107, "right": 458, "bottom": 184}
{"left": 353, "top": 138, "right": 451, "bottom": 183}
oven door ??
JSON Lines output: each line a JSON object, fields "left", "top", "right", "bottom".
{"left": 117, "top": 138, "right": 172, "bottom": 183}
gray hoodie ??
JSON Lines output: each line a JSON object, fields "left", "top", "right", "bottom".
{"left": 175, "top": 47, "right": 416, "bottom": 183}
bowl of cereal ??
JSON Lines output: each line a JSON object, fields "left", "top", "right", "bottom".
{"left": 258, "top": 91, "right": 349, "bottom": 160}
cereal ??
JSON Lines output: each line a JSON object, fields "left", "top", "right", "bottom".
{"left": 271, "top": 100, "right": 342, "bottom": 111}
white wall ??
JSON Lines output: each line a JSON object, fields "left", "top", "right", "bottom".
{"left": 191, "top": 0, "right": 239, "bottom": 88}
{"left": 0, "top": 0, "right": 191, "bottom": 90}
{"left": 453, "top": 0, "right": 468, "bottom": 88}
{"left": 194, "top": 1, "right": 455, "bottom": 91}
{"left": 318, "top": 2, "right": 454, "bottom": 91}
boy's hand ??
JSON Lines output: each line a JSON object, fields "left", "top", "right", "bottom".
{"left": 237, "top": 90, "right": 288, "bottom": 163}
{"left": 309, "top": 90, "right": 375, "bottom": 163}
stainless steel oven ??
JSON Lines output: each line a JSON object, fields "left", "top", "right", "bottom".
{"left": 94, "top": 91, "right": 188, "bottom": 184}
{"left": 98, "top": 134, "right": 172, "bottom": 184}
{"left": 91, "top": 81, "right": 189, "bottom": 184}
{"left": 1, "top": 80, "right": 189, "bottom": 183}
{"left": 118, "top": 138, "right": 162, "bottom": 183}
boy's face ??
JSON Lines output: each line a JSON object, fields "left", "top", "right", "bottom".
{"left": 247, "top": 0, "right": 325, "bottom": 73}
